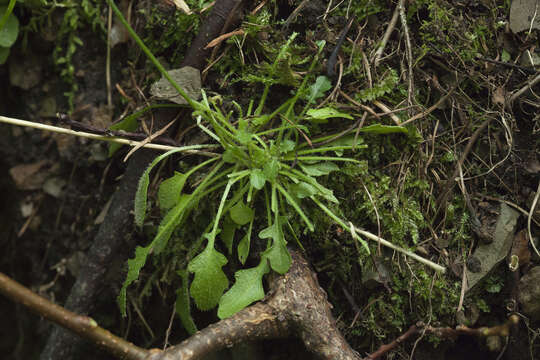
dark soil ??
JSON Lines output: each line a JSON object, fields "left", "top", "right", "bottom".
{"left": 0, "top": 1, "right": 539, "bottom": 360}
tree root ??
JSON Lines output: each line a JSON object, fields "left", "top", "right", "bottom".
{"left": 1, "top": 249, "right": 519, "bottom": 359}
{"left": 1, "top": 250, "right": 360, "bottom": 360}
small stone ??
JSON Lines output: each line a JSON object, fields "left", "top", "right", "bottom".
{"left": 150, "top": 66, "right": 201, "bottom": 105}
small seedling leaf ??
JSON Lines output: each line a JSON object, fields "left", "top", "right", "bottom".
{"left": 134, "top": 149, "right": 184, "bottom": 227}
{"left": 307, "top": 75, "right": 332, "bottom": 103}
{"left": 263, "top": 158, "right": 279, "bottom": 180}
{"left": 175, "top": 270, "right": 197, "bottom": 335}
{"left": 237, "top": 128, "right": 252, "bottom": 145}
{"left": 259, "top": 220, "right": 291, "bottom": 274}
{"left": 230, "top": 201, "right": 254, "bottom": 225}
{"left": 289, "top": 181, "right": 317, "bottom": 199}
{"left": 154, "top": 194, "right": 193, "bottom": 254}
{"left": 250, "top": 169, "right": 266, "bottom": 190}
{"left": 0, "top": 46, "right": 9, "bottom": 65}
{"left": 279, "top": 139, "right": 296, "bottom": 153}
{"left": 237, "top": 231, "right": 251, "bottom": 265}
{"left": 158, "top": 171, "right": 186, "bottom": 211}
{"left": 306, "top": 107, "right": 353, "bottom": 123}
{"left": 264, "top": 239, "right": 291, "bottom": 274}
{"left": 220, "top": 216, "right": 237, "bottom": 254}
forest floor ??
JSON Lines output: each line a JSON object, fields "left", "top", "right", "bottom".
{"left": 0, "top": 1, "right": 539, "bottom": 359}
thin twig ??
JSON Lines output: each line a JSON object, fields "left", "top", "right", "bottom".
{"left": 528, "top": 180, "right": 540, "bottom": 258}
{"left": 0, "top": 273, "right": 148, "bottom": 360}
{"left": 373, "top": 2, "right": 400, "bottom": 67}
{"left": 204, "top": 29, "right": 244, "bottom": 49}
{"left": 366, "top": 315, "right": 520, "bottom": 360}
{"left": 400, "top": 87, "right": 455, "bottom": 126}
{"left": 398, "top": 0, "right": 414, "bottom": 114}
{"left": 283, "top": 0, "right": 309, "bottom": 28}
{"left": 435, "top": 116, "right": 494, "bottom": 216}
{"left": 474, "top": 195, "right": 540, "bottom": 228}
{"left": 106, "top": 4, "right": 113, "bottom": 109}
{"left": 0, "top": 115, "right": 219, "bottom": 156}
{"left": 508, "top": 73, "right": 540, "bottom": 105}
{"left": 372, "top": 100, "right": 401, "bottom": 125}
{"left": 123, "top": 117, "right": 178, "bottom": 161}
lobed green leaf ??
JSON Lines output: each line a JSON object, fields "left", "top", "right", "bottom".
{"left": 117, "top": 245, "right": 151, "bottom": 316}
{"left": 259, "top": 219, "right": 291, "bottom": 274}
{"left": 217, "top": 259, "right": 270, "bottom": 319}
{"left": 188, "top": 242, "right": 229, "bottom": 310}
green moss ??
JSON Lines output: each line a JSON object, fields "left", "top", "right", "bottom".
{"left": 139, "top": 4, "right": 201, "bottom": 67}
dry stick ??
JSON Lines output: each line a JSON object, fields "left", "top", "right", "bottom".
{"left": 398, "top": 0, "right": 414, "bottom": 115}
{"left": 476, "top": 195, "right": 540, "bottom": 228}
{"left": 339, "top": 90, "right": 381, "bottom": 119}
{"left": 58, "top": 112, "right": 180, "bottom": 146}
{"left": 123, "top": 117, "right": 179, "bottom": 161}
{"left": 204, "top": 29, "right": 244, "bottom": 49}
{"left": 365, "top": 315, "right": 520, "bottom": 360}
{"left": 400, "top": 87, "right": 455, "bottom": 126}
{"left": 508, "top": 73, "right": 540, "bottom": 105}
{"left": 0, "top": 115, "right": 217, "bottom": 156}
{"left": 528, "top": 180, "right": 540, "bottom": 258}
{"left": 0, "top": 273, "right": 148, "bottom": 360}
{"left": 435, "top": 117, "right": 494, "bottom": 217}
{"left": 372, "top": 1, "right": 400, "bottom": 67}
{"left": 372, "top": 100, "right": 401, "bottom": 125}
{"left": 283, "top": 0, "right": 309, "bottom": 28}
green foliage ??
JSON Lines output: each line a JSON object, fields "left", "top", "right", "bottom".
{"left": 356, "top": 264, "right": 460, "bottom": 342}
{"left": 109, "top": 0, "right": 410, "bottom": 326}
{"left": 188, "top": 238, "right": 229, "bottom": 310}
{"left": 306, "top": 107, "right": 353, "bottom": 123}
{"left": 218, "top": 258, "right": 269, "bottom": 319}
{"left": 175, "top": 270, "right": 197, "bottom": 335}
{"left": 484, "top": 274, "right": 503, "bottom": 294}
{"left": 417, "top": 1, "right": 498, "bottom": 63}
{"left": 139, "top": 2, "right": 201, "bottom": 66}
{"left": 0, "top": 1, "right": 19, "bottom": 65}
{"left": 50, "top": 0, "right": 105, "bottom": 108}
{"left": 351, "top": 171, "right": 428, "bottom": 245}
{"left": 355, "top": 69, "right": 398, "bottom": 103}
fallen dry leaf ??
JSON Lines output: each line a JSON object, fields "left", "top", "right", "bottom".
{"left": 172, "top": 0, "right": 192, "bottom": 14}
{"left": 9, "top": 160, "right": 57, "bottom": 190}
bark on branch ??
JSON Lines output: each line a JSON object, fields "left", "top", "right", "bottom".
{"left": 1, "top": 250, "right": 360, "bottom": 360}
